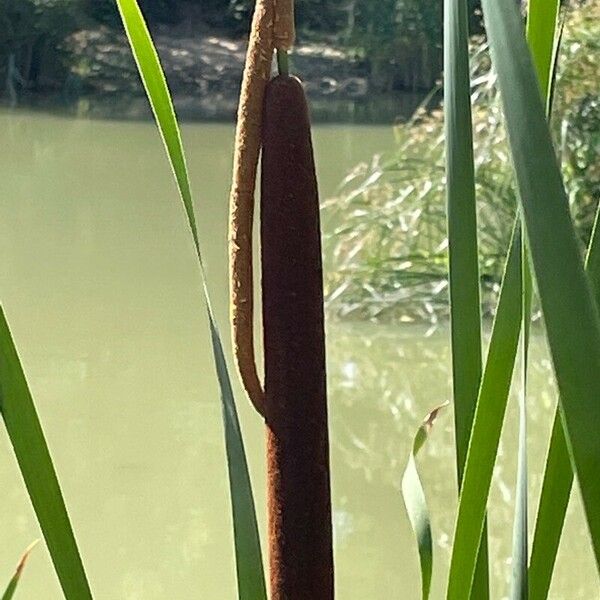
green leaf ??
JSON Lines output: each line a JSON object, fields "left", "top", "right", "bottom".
{"left": 1, "top": 541, "right": 39, "bottom": 600}
{"left": 510, "top": 4, "right": 559, "bottom": 597}
{"left": 443, "top": 0, "right": 489, "bottom": 594}
{"left": 510, "top": 263, "right": 529, "bottom": 600}
{"left": 401, "top": 402, "right": 449, "bottom": 600}
{"left": 527, "top": 410, "right": 571, "bottom": 600}
{"left": 0, "top": 309, "right": 92, "bottom": 600}
{"left": 526, "top": 0, "right": 561, "bottom": 110}
{"left": 447, "top": 223, "right": 523, "bottom": 599}
{"left": 483, "top": 0, "right": 600, "bottom": 574}
{"left": 529, "top": 204, "right": 600, "bottom": 599}
{"left": 114, "top": 1, "right": 267, "bottom": 598}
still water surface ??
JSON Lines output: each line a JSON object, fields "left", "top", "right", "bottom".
{"left": 0, "top": 110, "right": 597, "bottom": 599}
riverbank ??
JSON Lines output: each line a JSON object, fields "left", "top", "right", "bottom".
{"left": 4, "top": 26, "right": 427, "bottom": 124}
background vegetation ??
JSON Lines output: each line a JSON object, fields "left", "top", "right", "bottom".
{"left": 324, "top": 0, "right": 599, "bottom": 323}
{"left": 0, "top": 0, "right": 483, "bottom": 95}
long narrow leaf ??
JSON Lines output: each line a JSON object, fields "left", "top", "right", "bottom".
{"left": 526, "top": 0, "right": 560, "bottom": 113}
{"left": 510, "top": 4, "right": 560, "bottom": 596}
{"left": 528, "top": 411, "right": 571, "bottom": 600}
{"left": 1, "top": 541, "right": 38, "bottom": 600}
{"left": 483, "top": 0, "right": 600, "bottom": 573}
{"left": 510, "top": 282, "right": 529, "bottom": 600}
{"left": 447, "top": 223, "right": 522, "bottom": 599}
{"left": 529, "top": 203, "right": 600, "bottom": 598}
{"left": 401, "top": 402, "right": 448, "bottom": 600}
{"left": 443, "top": 0, "right": 488, "bottom": 594}
{"left": 114, "top": 2, "right": 267, "bottom": 598}
{"left": 0, "top": 309, "right": 92, "bottom": 599}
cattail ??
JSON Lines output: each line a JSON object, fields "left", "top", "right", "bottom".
{"left": 273, "top": 0, "right": 296, "bottom": 50}
{"left": 229, "top": 0, "right": 274, "bottom": 417}
{"left": 261, "top": 74, "right": 334, "bottom": 600}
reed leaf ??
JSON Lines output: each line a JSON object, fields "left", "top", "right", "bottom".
{"left": 526, "top": 0, "right": 561, "bottom": 113}
{"left": 401, "top": 402, "right": 448, "bottom": 600}
{"left": 443, "top": 0, "right": 488, "bottom": 594}
{"left": 529, "top": 204, "right": 600, "bottom": 598}
{"left": 511, "top": 274, "right": 529, "bottom": 600}
{"left": 1, "top": 542, "right": 38, "bottom": 600}
{"left": 483, "top": 0, "right": 600, "bottom": 573}
{"left": 115, "top": 1, "right": 267, "bottom": 598}
{"left": 510, "top": 3, "right": 560, "bottom": 597}
{"left": 0, "top": 309, "right": 92, "bottom": 600}
{"left": 446, "top": 223, "right": 522, "bottom": 599}
{"left": 528, "top": 412, "right": 571, "bottom": 600}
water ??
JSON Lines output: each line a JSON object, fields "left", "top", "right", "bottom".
{"left": 0, "top": 110, "right": 597, "bottom": 599}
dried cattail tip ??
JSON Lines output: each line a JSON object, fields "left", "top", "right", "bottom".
{"left": 229, "top": 0, "right": 275, "bottom": 417}
{"left": 273, "top": 0, "right": 295, "bottom": 50}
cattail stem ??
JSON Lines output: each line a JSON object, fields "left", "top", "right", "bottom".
{"left": 276, "top": 49, "right": 289, "bottom": 77}
{"left": 261, "top": 74, "right": 334, "bottom": 600}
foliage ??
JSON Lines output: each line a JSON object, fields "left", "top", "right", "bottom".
{"left": 556, "top": 0, "right": 600, "bottom": 243}
{"left": 0, "top": 307, "right": 92, "bottom": 599}
{"left": 88, "top": 0, "right": 179, "bottom": 27}
{"left": 349, "top": 0, "right": 482, "bottom": 91}
{"left": 72, "top": 0, "right": 482, "bottom": 92}
{"left": 323, "top": 0, "right": 600, "bottom": 323}
{"left": 1, "top": 542, "right": 38, "bottom": 600}
{"left": 0, "top": 0, "right": 83, "bottom": 88}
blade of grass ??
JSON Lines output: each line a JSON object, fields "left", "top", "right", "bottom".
{"left": 401, "top": 401, "right": 449, "bottom": 600}
{"left": 446, "top": 222, "right": 522, "bottom": 599}
{"left": 483, "top": 0, "right": 600, "bottom": 572}
{"left": 546, "top": 13, "right": 565, "bottom": 123}
{"left": 114, "top": 2, "right": 267, "bottom": 598}
{"left": 510, "top": 4, "right": 559, "bottom": 596}
{"left": 528, "top": 410, "right": 570, "bottom": 599}
{"left": 0, "top": 309, "right": 92, "bottom": 600}
{"left": 511, "top": 250, "right": 529, "bottom": 600}
{"left": 526, "top": 0, "right": 560, "bottom": 114}
{"left": 443, "top": 0, "right": 488, "bottom": 595}
{"left": 529, "top": 203, "right": 600, "bottom": 599}
{"left": 1, "top": 541, "right": 39, "bottom": 600}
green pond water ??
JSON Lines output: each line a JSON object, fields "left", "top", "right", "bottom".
{"left": 0, "top": 110, "right": 597, "bottom": 599}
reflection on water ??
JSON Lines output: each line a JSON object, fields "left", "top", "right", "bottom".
{"left": 0, "top": 110, "right": 597, "bottom": 598}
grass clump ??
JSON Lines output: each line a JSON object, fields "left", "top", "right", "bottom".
{"left": 323, "top": 0, "right": 599, "bottom": 324}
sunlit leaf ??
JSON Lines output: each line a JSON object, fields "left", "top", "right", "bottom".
{"left": 447, "top": 224, "right": 522, "bottom": 598}
{"left": 402, "top": 402, "right": 448, "bottom": 600}
{"left": 529, "top": 203, "right": 600, "bottom": 599}
{"left": 0, "top": 309, "right": 92, "bottom": 600}
{"left": 444, "top": 0, "right": 489, "bottom": 594}
{"left": 1, "top": 541, "right": 39, "bottom": 600}
{"left": 510, "top": 3, "right": 560, "bottom": 597}
{"left": 115, "top": 1, "right": 267, "bottom": 598}
{"left": 484, "top": 0, "right": 600, "bottom": 576}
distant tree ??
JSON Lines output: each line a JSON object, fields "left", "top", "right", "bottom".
{"left": 351, "top": 0, "right": 482, "bottom": 91}
{"left": 0, "top": 0, "right": 82, "bottom": 91}
{"left": 223, "top": 0, "right": 482, "bottom": 90}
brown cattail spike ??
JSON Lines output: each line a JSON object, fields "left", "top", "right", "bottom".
{"left": 261, "top": 74, "right": 334, "bottom": 600}
{"left": 229, "top": 0, "right": 276, "bottom": 417}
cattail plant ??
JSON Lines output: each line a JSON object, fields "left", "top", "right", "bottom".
{"left": 2, "top": 0, "right": 599, "bottom": 598}
{"left": 229, "top": 0, "right": 334, "bottom": 596}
